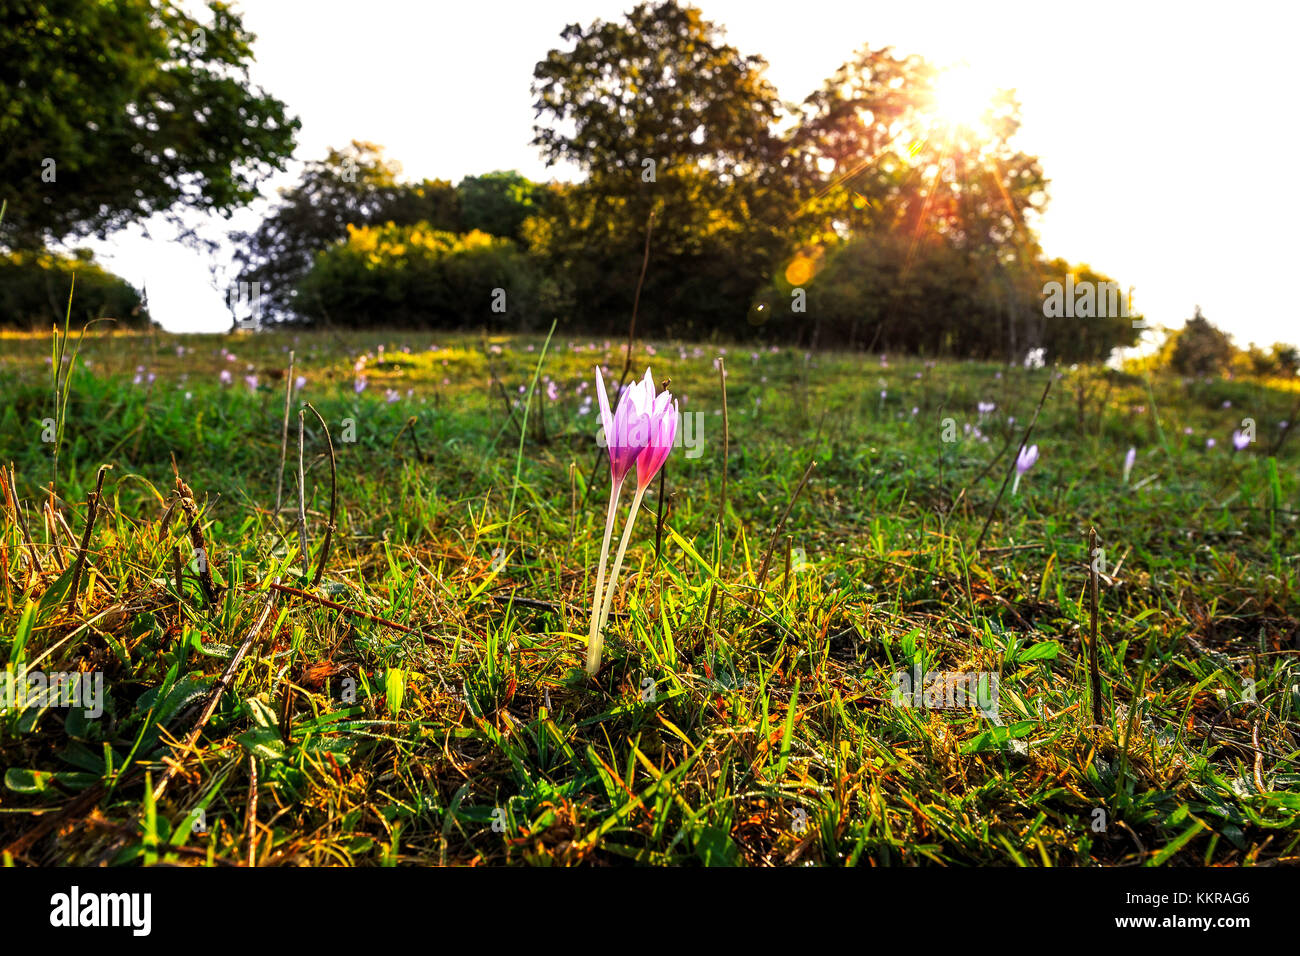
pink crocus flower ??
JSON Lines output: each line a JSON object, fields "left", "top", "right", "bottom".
{"left": 1231, "top": 429, "right": 1250, "bottom": 451}
{"left": 588, "top": 367, "right": 677, "bottom": 675}
{"left": 1012, "top": 444, "right": 1039, "bottom": 496}
{"left": 595, "top": 368, "right": 650, "bottom": 483}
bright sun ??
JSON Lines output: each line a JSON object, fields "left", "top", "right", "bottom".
{"left": 930, "top": 65, "right": 997, "bottom": 130}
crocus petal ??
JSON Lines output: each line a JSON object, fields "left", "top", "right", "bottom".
{"left": 636, "top": 399, "right": 678, "bottom": 488}
{"left": 595, "top": 366, "right": 614, "bottom": 445}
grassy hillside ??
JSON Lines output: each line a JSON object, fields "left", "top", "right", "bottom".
{"left": 1, "top": 328, "right": 1297, "bottom": 865}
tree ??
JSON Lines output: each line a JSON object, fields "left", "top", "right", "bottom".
{"left": 529, "top": 1, "right": 793, "bottom": 332}
{"left": 790, "top": 47, "right": 1048, "bottom": 263}
{"left": 531, "top": 1, "right": 782, "bottom": 179}
{"left": 457, "top": 171, "right": 542, "bottom": 241}
{"left": 1167, "top": 307, "right": 1235, "bottom": 375}
{"left": 231, "top": 142, "right": 461, "bottom": 322}
{"left": 0, "top": 0, "right": 299, "bottom": 250}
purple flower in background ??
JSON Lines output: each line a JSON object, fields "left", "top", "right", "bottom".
{"left": 1012, "top": 444, "right": 1039, "bottom": 496}
{"left": 244, "top": 375, "right": 258, "bottom": 392}
{"left": 295, "top": 375, "right": 307, "bottom": 391}
{"left": 1206, "top": 437, "right": 1216, "bottom": 448}
{"left": 1231, "top": 429, "right": 1250, "bottom": 450}
{"left": 354, "top": 376, "right": 367, "bottom": 393}
{"left": 546, "top": 380, "right": 560, "bottom": 402}
{"left": 219, "top": 369, "right": 232, "bottom": 386}
{"left": 1221, "top": 400, "right": 1232, "bottom": 409}
{"left": 1123, "top": 446, "right": 1136, "bottom": 484}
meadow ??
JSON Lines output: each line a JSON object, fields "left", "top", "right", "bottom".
{"left": 0, "top": 327, "right": 1297, "bottom": 866}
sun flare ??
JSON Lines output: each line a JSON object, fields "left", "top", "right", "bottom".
{"left": 930, "top": 64, "right": 997, "bottom": 130}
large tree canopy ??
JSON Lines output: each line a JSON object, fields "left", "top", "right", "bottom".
{"left": 790, "top": 46, "right": 1048, "bottom": 261}
{"left": 528, "top": 0, "right": 794, "bottom": 333}
{"left": 0, "top": 0, "right": 299, "bottom": 250}
{"left": 531, "top": 0, "right": 782, "bottom": 180}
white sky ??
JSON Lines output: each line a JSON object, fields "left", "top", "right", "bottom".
{"left": 81, "top": 0, "right": 1298, "bottom": 347}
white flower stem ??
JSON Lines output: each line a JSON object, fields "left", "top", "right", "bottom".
{"left": 585, "top": 480, "right": 622, "bottom": 675}
{"left": 1011, "top": 473, "right": 1021, "bottom": 497}
{"left": 596, "top": 484, "right": 648, "bottom": 637}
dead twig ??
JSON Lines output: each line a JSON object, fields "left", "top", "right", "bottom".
{"left": 755, "top": 460, "right": 817, "bottom": 594}
{"left": 274, "top": 350, "right": 295, "bottom": 516}
{"left": 171, "top": 457, "right": 219, "bottom": 607}
{"left": 265, "top": 581, "right": 425, "bottom": 635}
{"left": 301, "top": 403, "right": 338, "bottom": 588}
{"left": 245, "top": 755, "right": 260, "bottom": 868}
{"left": 1088, "top": 526, "right": 1104, "bottom": 726}
{"left": 975, "top": 372, "right": 1054, "bottom": 553}
{"left": 152, "top": 588, "right": 278, "bottom": 802}
{"left": 2, "top": 463, "right": 42, "bottom": 583}
{"left": 65, "top": 464, "right": 112, "bottom": 611}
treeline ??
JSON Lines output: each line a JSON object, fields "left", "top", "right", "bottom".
{"left": 2, "top": 0, "right": 1149, "bottom": 360}
{"left": 230, "top": 2, "right": 1140, "bottom": 361}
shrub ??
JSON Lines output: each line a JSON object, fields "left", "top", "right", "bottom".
{"left": 0, "top": 248, "right": 149, "bottom": 329}
{"left": 295, "top": 224, "right": 549, "bottom": 329}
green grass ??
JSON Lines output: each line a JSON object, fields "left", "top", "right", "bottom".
{"left": 0, "top": 327, "right": 1297, "bottom": 866}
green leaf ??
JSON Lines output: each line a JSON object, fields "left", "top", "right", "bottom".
{"left": 693, "top": 826, "right": 741, "bottom": 867}
{"left": 385, "top": 668, "right": 406, "bottom": 717}
{"left": 236, "top": 726, "right": 285, "bottom": 761}
{"left": 4, "top": 768, "right": 53, "bottom": 793}
{"left": 1016, "top": 641, "right": 1060, "bottom": 663}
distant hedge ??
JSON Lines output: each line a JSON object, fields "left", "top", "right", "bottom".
{"left": 0, "top": 249, "right": 148, "bottom": 329}
{"left": 295, "top": 224, "right": 555, "bottom": 329}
